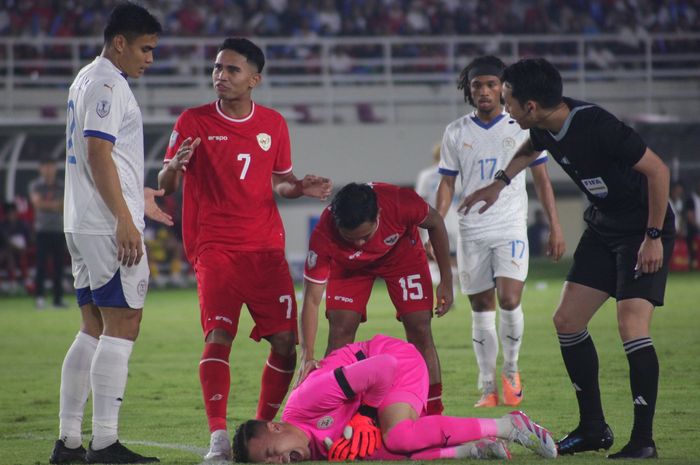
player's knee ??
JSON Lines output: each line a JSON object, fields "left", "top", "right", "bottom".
{"left": 498, "top": 295, "right": 521, "bottom": 310}
{"left": 206, "top": 328, "right": 234, "bottom": 345}
{"left": 328, "top": 322, "right": 358, "bottom": 344}
{"left": 267, "top": 331, "right": 296, "bottom": 356}
{"left": 552, "top": 308, "right": 577, "bottom": 333}
{"left": 383, "top": 419, "right": 414, "bottom": 454}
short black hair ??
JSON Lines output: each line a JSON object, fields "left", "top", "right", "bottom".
{"left": 458, "top": 55, "right": 506, "bottom": 106}
{"left": 103, "top": 2, "right": 162, "bottom": 44}
{"left": 218, "top": 38, "right": 265, "bottom": 73}
{"left": 232, "top": 420, "right": 266, "bottom": 463}
{"left": 330, "top": 183, "right": 379, "bottom": 231}
{"left": 502, "top": 58, "right": 563, "bottom": 109}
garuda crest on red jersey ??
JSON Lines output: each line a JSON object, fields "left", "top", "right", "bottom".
{"left": 257, "top": 133, "right": 271, "bottom": 151}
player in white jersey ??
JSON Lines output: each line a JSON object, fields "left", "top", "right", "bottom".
{"left": 51, "top": 4, "right": 165, "bottom": 464}
{"left": 415, "top": 143, "right": 461, "bottom": 285}
{"left": 436, "top": 56, "right": 565, "bottom": 409}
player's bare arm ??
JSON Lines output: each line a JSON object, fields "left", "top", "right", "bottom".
{"left": 461, "top": 137, "right": 539, "bottom": 214}
{"left": 529, "top": 162, "right": 565, "bottom": 261}
{"left": 295, "top": 280, "right": 326, "bottom": 387}
{"left": 144, "top": 187, "right": 173, "bottom": 226}
{"left": 419, "top": 206, "right": 454, "bottom": 316}
{"left": 273, "top": 172, "right": 332, "bottom": 200}
{"left": 632, "top": 148, "right": 670, "bottom": 275}
{"left": 158, "top": 136, "right": 200, "bottom": 195}
{"left": 87, "top": 136, "right": 142, "bottom": 267}
{"left": 435, "top": 176, "right": 456, "bottom": 219}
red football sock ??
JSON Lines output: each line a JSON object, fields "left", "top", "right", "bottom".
{"left": 199, "top": 343, "right": 230, "bottom": 432}
{"left": 256, "top": 350, "right": 296, "bottom": 421}
{"left": 427, "top": 382, "right": 444, "bottom": 415}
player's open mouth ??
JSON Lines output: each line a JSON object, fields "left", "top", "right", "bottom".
{"left": 289, "top": 450, "right": 303, "bottom": 462}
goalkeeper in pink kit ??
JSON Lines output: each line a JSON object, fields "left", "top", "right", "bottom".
{"left": 232, "top": 335, "right": 557, "bottom": 462}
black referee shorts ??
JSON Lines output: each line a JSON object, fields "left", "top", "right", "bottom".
{"left": 566, "top": 207, "right": 675, "bottom": 307}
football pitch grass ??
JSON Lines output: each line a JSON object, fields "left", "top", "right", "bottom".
{"left": 1, "top": 260, "right": 698, "bottom": 465}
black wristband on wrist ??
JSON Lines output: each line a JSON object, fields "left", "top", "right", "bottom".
{"left": 494, "top": 169, "right": 511, "bottom": 186}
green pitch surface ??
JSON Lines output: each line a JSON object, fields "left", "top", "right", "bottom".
{"left": 1, "top": 260, "right": 698, "bottom": 465}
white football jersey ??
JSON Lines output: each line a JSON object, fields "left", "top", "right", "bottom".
{"left": 64, "top": 56, "right": 145, "bottom": 235}
{"left": 439, "top": 111, "right": 547, "bottom": 240}
{"left": 414, "top": 163, "right": 461, "bottom": 245}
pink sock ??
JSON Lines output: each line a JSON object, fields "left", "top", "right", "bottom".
{"left": 384, "top": 416, "right": 497, "bottom": 454}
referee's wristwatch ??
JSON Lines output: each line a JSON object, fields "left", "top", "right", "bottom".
{"left": 494, "top": 170, "right": 511, "bottom": 186}
{"left": 645, "top": 227, "right": 662, "bottom": 239}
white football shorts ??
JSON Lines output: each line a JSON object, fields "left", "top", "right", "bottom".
{"left": 456, "top": 230, "right": 529, "bottom": 295}
{"left": 65, "top": 232, "right": 149, "bottom": 309}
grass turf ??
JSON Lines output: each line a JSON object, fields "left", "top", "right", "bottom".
{"left": 0, "top": 259, "right": 698, "bottom": 464}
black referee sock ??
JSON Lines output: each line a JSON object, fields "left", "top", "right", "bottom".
{"left": 623, "top": 337, "right": 658, "bottom": 445}
{"left": 558, "top": 330, "right": 606, "bottom": 430}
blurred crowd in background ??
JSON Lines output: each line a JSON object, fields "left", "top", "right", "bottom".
{"left": 2, "top": 0, "right": 699, "bottom": 39}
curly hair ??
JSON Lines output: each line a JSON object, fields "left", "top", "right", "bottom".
{"left": 457, "top": 55, "right": 506, "bottom": 107}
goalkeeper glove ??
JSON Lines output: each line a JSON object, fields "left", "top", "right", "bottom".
{"left": 325, "top": 412, "right": 382, "bottom": 461}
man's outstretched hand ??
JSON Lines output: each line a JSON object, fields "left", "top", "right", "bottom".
{"left": 144, "top": 187, "right": 174, "bottom": 226}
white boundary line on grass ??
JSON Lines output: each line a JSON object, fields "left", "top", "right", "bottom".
{"left": 26, "top": 434, "right": 210, "bottom": 461}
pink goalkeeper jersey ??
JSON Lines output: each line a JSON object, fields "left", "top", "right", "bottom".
{"left": 164, "top": 101, "right": 292, "bottom": 262}
{"left": 304, "top": 183, "right": 429, "bottom": 284}
{"left": 282, "top": 335, "right": 428, "bottom": 460}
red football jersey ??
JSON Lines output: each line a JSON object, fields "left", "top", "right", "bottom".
{"left": 304, "top": 183, "right": 430, "bottom": 283}
{"left": 164, "top": 101, "right": 292, "bottom": 261}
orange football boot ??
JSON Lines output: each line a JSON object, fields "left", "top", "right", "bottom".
{"left": 502, "top": 372, "right": 523, "bottom": 406}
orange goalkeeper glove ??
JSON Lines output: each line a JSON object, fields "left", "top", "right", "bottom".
{"left": 325, "top": 412, "right": 382, "bottom": 461}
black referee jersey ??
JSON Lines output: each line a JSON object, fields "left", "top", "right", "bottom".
{"left": 530, "top": 98, "right": 653, "bottom": 217}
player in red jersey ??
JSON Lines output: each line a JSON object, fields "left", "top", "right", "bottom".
{"left": 296, "top": 182, "right": 453, "bottom": 416}
{"left": 158, "top": 37, "right": 332, "bottom": 461}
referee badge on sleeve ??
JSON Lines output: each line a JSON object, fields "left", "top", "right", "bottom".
{"left": 581, "top": 177, "right": 609, "bottom": 198}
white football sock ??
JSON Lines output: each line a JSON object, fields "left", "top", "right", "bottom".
{"left": 90, "top": 335, "right": 133, "bottom": 450}
{"left": 499, "top": 305, "right": 524, "bottom": 374}
{"left": 59, "top": 331, "right": 99, "bottom": 449}
{"left": 472, "top": 310, "right": 498, "bottom": 390}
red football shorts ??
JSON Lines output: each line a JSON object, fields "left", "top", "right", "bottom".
{"left": 326, "top": 236, "right": 433, "bottom": 321}
{"left": 195, "top": 249, "right": 297, "bottom": 341}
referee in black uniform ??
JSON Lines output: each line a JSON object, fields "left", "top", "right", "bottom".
{"left": 463, "top": 58, "right": 674, "bottom": 460}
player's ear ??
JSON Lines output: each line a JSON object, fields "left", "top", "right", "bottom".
{"left": 112, "top": 34, "right": 126, "bottom": 54}
{"left": 267, "top": 421, "right": 282, "bottom": 433}
{"left": 249, "top": 72, "right": 262, "bottom": 90}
